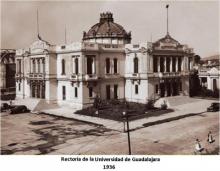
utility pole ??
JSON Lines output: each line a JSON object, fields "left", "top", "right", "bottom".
{"left": 123, "top": 111, "right": 131, "bottom": 155}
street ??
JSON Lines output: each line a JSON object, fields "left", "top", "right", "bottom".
{"left": 1, "top": 109, "right": 219, "bottom": 155}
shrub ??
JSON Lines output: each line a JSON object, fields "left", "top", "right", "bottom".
{"left": 161, "top": 103, "right": 167, "bottom": 110}
{"left": 145, "top": 99, "right": 155, "bottom": 110}
{"left": 93, "top": 95, "right": 102, "bottom": 109}
{"left": 161, "top": 100, "right": 168, "bottom": 110}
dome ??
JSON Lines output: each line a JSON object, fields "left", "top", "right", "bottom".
{"left": 83, "top": 12, "right": 131, "bottom": 44}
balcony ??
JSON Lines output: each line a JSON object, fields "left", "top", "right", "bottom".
{"left": 84, "top": 74, "right": 98, "bottom": 81}
{"left": 148, "top": 71, "right": 189, "bottom": 78}
{"left": 15, "top": 73, "right": 23, "bottom": 78}
{"left": 82, "top": 43, "right": 99, "bottom": 51}
{"left": 125, "top": 73, "right": 140, "bottom": 79}
{"left": 71, "top": 74, "right": 82, "bottom": 81}
{"left": 104, "top": 73, "right": 121, "bottom": 79}
{"left": 28, "top": 73, "right": 44, "bottom": 79}
{"left": 100, "top": 44, "right": 124, "bottom": 51}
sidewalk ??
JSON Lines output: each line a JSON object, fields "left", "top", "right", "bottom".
{"left": 39, "top": 98, "right": 218, "bottom": 132}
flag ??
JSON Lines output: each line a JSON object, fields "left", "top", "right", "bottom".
{"left": 166, "top": 4, "right": 169, "bottom": 8}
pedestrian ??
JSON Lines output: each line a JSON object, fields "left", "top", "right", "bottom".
{"left": 9, "top": 99, "right": 13, "bottom": 106}
{"left": 207, "top": 131, "right": 214, "bottom": 143}
{"left": 195, "top": 139, "right": 203, "bottom": 153}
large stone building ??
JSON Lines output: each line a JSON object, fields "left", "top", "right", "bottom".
{"left": 125, "top": 33, "right": 194, "bottom": 103}
{"left": 198, "top": 55, "right": 220, "bottom": 91}
{"left": 15, "top": 12, "right": 195, "bottom": 109}
{"left": 0, "top": 49, "right": 16, "bottom": 100}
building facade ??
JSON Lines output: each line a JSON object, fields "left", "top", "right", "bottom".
{"left": 15, "top": 12, "right": 195, "bottom": 109}
{"left": 0, "top": 49, "right": 16, "bottom": 100}
{"left": 125, "top": 34, "right": 195, "bottom": 103}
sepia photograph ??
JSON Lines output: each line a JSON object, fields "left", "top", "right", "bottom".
{"left": 0, "top": 0, "right": 219, "bottom": 158}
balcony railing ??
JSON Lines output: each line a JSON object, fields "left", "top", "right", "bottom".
{"left": 84, "top": 74, "right": 98, "bottom": 81}
{"left": 28, "top": 73, "right": 44, "bottom": 78}
{"left": 148, "top": 71, "right": 189, "bottom": 78}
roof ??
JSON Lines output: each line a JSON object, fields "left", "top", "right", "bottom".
{"left": 201, "top": 54, "right": 220, "bottom": 61}
{"left": 82, "top": 12, "right": 131, "bottom": 41}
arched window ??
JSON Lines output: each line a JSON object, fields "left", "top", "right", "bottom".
{"left": 106, "top": 58, "right": 110, "bottom": 74}
{"left": 75, "top": 58, "right": 79, "bottom": 74}
{"left": 61, "top": 59, "right": 65, "bottom": 75}
{"left": 134, "top": 57, "right": 138, "bottom": 73}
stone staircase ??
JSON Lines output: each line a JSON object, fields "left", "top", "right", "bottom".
{"left": 154, "top": 96, "right": 201, "bottom": 108}
{"left": 32, "top": 100, "right": 60, "bottom": 112}
{"left": 14, "top": 98, "right": 41, "bottom": 111}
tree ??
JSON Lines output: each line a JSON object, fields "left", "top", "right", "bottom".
{"left": 194, "top": 55, "right": 201, "bottom": 64}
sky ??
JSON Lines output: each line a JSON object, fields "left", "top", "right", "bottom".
{"left": 1, "top": 0, "right": 219, "bottom": 58}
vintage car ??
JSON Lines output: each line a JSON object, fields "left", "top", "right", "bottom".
{"left": 0, "top": 103, "right": 12, "bottom": 112}
{"left": 207, "top": 103, "right": 220, "bottom": 112}
{"left": 9, "top": 105, "right": 29, "bottom": 114}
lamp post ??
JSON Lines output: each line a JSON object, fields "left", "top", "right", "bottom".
{"left": 122, "top": 111, "right": 131, "bottom": 155}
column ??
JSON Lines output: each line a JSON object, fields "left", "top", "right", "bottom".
{"left": 176, "top": 57, "right": 178, "bottom": 72}
{"left": 181, "top": 57, "right": 183, "bottom": 71}
{"left": 72, "top": 57, "right": 75, "bottom": 74}
{"left": 40, "top": 58, "right": 43, "bottom": 73}
{"left": 35, "top": 59, "right": 38, "bottom": 73}
{"left": 164, "top": 80, "right": 167, "bottom": 96}
{"left": 158, "top": 81, "right": 161, "bottom": 96}
{"left": 92, "top": 57, "right": 95, "bottom": 74}
{"left": 157, "top": 56, "right": 160, "bottom": 72}
{"left": 164, "top": 57, "right": 167, "bottom": 72}
{"left": 0, "top": 64, "right": 6, "bottom": 88}
{"left": 207, "top": 76, "right": 212, "bottom": 90}
{"left": 84, "top": 56, "right": 87, "bottom": 74}
{"left": 150, "top": 55, "right": 153, "bottom": 72}
{"left": 79, "top": 56, "right": 82, "bottom": 75}
{"left": 170, "top": 57, "right": 172, "bottom": 72}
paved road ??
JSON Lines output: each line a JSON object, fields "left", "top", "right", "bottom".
{"left": 1, "top": 110, "right": 219, "bottom": 155}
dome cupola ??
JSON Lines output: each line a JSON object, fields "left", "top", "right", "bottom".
{"left": 83, "top": 12, "right": 131, "bottom": 44}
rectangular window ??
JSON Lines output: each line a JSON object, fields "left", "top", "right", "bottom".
{"left": 18, "top": 59, "right": 21, "bottom": 73}
{"left": 61, "top": 59, "right": 66, "bottom": 75}
{"left": 106, "top": 58, "right": 110, "bottom": 74}
{"left": 113, "top": 58, "right": 118, "bottom": 73}
{"left": 75, "top": 58, "right": 79, "bottom": 74}
{"left": 87, "top": 57, "right": 93, "bottom": 74}
{"left": 18, "top": 83, "right": 21, "bottom": 91}
{"left": 62, "top": 86, "right": 66, "bottom": 100}
{"left": 89, "top": 87, "right": 93, "bottom": 98}
{"left": 106, "top": 85, "right": 111, "bottom": 100}
{"left": 135, "top": 85, "right": 138, "bottom": 94}
{"left": 179, "top": 81, "right": 182, "bottom": 91}
{"left": 178, "top": 58, "right": 181, "bottom": 72}
{"left": 153, "top": 57, "right": 158, "bottom": 72}
{"left": 33, "top": 60, "right": 36, "bottom": 73}
{"left": 114, "top": 84, "right": 118, "bottom": 99}
{"left": 38, "top": 59, "right": 40, "bottom": 73}
{"left": 75, "top": 87, "right": 78, "bottom": 98}
{"left": 155, "top": 84, "right": 158, "bottom": 93}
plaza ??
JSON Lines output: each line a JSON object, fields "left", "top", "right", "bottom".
{"left": 1, "top": 97, "right": 219, "bottom": 155}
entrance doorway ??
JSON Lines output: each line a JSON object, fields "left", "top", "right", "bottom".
{"left": 106, "top": 85, "right": 111, "bottom": 100}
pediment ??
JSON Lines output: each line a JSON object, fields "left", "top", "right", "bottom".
{"left": 30, "top": 39, "right": 50, "bottom": 53}
{"left": 153, "top": 34, "right": 182, "bottom": 50}
{"left": 208, "top": 67, "right": 219, "bottom": 74}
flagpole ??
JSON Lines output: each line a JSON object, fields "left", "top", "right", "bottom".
{"left": 166, "top": 4, "right": 169, "bottom": 35}
{"left": 37, "top": 9, "right": 39, "bottom": 37}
